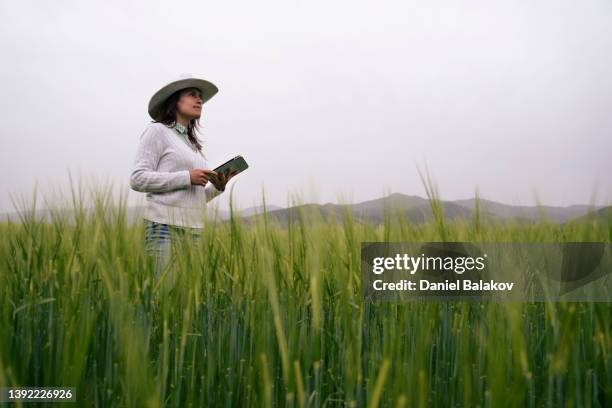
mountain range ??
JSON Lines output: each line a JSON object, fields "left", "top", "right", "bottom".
{"left": 238, "top": 193, "right": 608, "bottom": 226}
{"left": 1, "top": 193, "right": 608, "bottom": 226}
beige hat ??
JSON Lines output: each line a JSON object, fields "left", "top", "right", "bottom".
{"left": 148, "top": 73, "right": 219, "bottom": 120}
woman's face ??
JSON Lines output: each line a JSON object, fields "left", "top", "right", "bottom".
{"left": 176, "top": 87, "right": 203, "bottom": 119}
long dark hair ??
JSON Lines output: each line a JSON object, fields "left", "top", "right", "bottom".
{"left": 152, "top": 89, "right": 205, "bottom": 153}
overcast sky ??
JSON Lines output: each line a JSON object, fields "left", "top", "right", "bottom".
{"left": 1, "top": 0, "right": 611, "bottom": 213}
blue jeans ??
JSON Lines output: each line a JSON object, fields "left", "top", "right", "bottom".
{"left": 144, "top": 219, "right": 202, "bottom": 279}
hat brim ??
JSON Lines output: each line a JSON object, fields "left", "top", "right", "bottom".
{"left": 148, "top": 78, "right": 219, "bottom": 120}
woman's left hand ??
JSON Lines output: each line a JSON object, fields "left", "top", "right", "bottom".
{"left": 210, "top": 169, "right": 239, "bottom": 191}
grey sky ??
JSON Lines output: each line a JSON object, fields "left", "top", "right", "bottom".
{"left": 1, "top": 0, "right": 611, "bottom": 213}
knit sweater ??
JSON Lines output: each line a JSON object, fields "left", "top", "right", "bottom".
{"left": 129, "top": 122, "right": 224, "bottom": 228}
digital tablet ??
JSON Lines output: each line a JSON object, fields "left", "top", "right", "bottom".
{"left": 213, "top": 155, "right": 249, "bottom": 176}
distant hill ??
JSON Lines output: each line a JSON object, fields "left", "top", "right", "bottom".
{"left": 238, "top": 193, "right": 605, "bottom": 226}
{"left": 568, "top": 206, "right": 612, "bottom": 224}
{"left": 453, "top": 198, "right": 602, "bottom": 224}
{"left": 0, "top": 193, "right": 605, "bottom": 227}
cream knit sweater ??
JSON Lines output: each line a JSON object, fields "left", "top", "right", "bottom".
{"left": 130, "top": 122, "right": 223, "bottom": 228}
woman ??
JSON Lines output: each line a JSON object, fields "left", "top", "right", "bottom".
{"left": 130, "top": 75, "right": 237, "bottom": 278}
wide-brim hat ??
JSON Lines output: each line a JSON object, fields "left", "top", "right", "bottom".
{"left": 148, "top": 74, "right": 219, "bottom": 120}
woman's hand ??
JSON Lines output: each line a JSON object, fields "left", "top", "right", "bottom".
{"left": 189, "top": 169, "right": 218, "bottom": 186}
{"left": 209, "top": 169, "right": 239, "bottom": 191}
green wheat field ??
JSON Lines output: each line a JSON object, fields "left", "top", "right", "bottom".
{"left": 1, "top": 180, "right": 611, "bottom": 407}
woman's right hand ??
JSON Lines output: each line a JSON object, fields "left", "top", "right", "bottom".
{"left": 189, "top": 169, "right": 217, "bottom": 186}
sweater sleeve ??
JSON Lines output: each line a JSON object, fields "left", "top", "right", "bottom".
{"left": 130, "top": 125, "right": 192, "bottom": 193}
